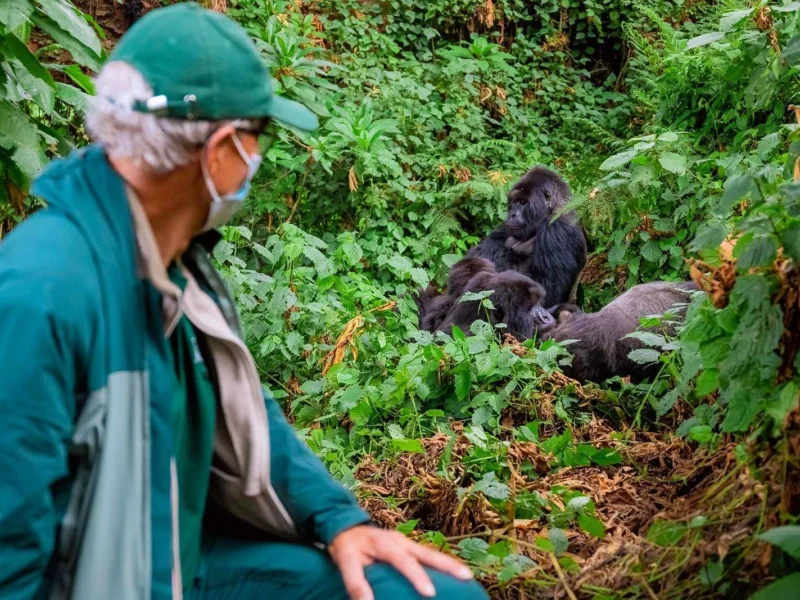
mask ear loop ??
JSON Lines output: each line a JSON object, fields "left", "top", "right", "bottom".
{"left": 200, "top": 141, "right": 223, "bottom": 203}
{"left": 231, "top": 132, "right": 263, "bottom": 179}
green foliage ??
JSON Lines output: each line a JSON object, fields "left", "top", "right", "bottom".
{"left": 0, "top": 0, "right": 101, "bottom": 233}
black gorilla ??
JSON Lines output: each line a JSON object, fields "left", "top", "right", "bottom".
{"left": 466, "top": 166, "right": 587, "bottom": 305}
{"left": 437, "top": 269, "right": 554, "bottom": 340}
{"left": 415, "top": 257, "right": 497, "bottom": 332}
{"left": 537, "top": 281, "right": 698, "bottom": 383}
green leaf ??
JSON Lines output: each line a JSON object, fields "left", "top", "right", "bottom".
{"left": 658, "top": 152, "right": 686, "bottom": 174}
{"left": 781, "top": 223, "right": 800, "bottom": 263}
{"left": 55, "top": 82, "right": 90, "bottom": 112}
{"left": 628, "top": 348, "right": 661, "bottom": 365}
{"left": 590, "top": 448, "right": 622, "bottom": 466}
{"left": 690, "top": 222, "right": 728, "bottom": 252}
{"left": 61, "top": 64, "right": 95, "bottom": 93}
{"left": 640, "top": 240, "right": 662, "bottom": 263}
{"left": 719, "top": 9, "right": 753, "bottom": 32}
{"left": 758, "top": 526, "right": 800, "bottom": 559}
{"left": 657, "top": 132, "right": 679, "bottom": 142}
{"left": 498, "top": 554, "right": 536, "bottom": 583}
{"left": 783, "top": 36, "right": 800, "bottom": 66}
{"left": 736, "top": 236, "right": 777, "bottom": 270}
{"left": 36, "top": 0, "right": 101, "bottom": 56}
{"left": 30, "top": 14, "right": 101, "bottom": 70}
{"left": 392, "top": 438, "right": 425, "bottom": 453}
{"left": 410, "top": 267, "right": 430, "bottom": 288}
{"left": 454, "top": 365, "right": 471, "bottom": 400}
{"left": 458, "top": 538, "right": 494, "bottom": 565}
{"left": 716, "top": 174, "right": 760, "bottom": 215}
{"left": 471, "top": 406, "right": 492, "bottom": 427}
{"left": 578, "top": 513, "right": 606, "bottom": 539}
{"left": 472, "top": 472, "right": 510, "bottom": 500}
{"left": 695, "top": 369, "right": 719, "bottom": 396}
{"left": 689, "top": 425, "right": 713, "bottom": 443}
{"left": 0, "top": 0, "right": 34, "bottom": 30}
{"left": 548, "top": 528, "right": 569, "bottom": 556}
{"left": 395, "top": 519, "right": 419, "bottom": 535}
{"left": 3, "top": 32, "right": 55, "bottom": 87}
{"left": 751, "top": 573, "right": 800, "bottom": 600}
{"left": 599, "top": 149, "right": 638, "bottom": 171}
{"left": 686, "top": 31, "right": 725, "bottom": 50}
{"left": 647, "top": 520, "right": 688, "bottom": 546}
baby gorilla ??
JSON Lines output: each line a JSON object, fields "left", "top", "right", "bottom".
{"left": 415, "top": 257, "right": 497, "bottom": 332}
{"left": 537, "top": 281, "right": 698, "bottom": 383}
{"left": 437, "top": 268, "right": 554, "bottom": 340}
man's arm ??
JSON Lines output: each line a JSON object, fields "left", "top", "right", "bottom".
{"left": 264, "top": 393, "right": 371, "bottom": 545}
{"left": 0, "top": 290, "right": 78, "bottom": 597}
{"left": 0, "top": 216, "right": 93, "bottom": 598}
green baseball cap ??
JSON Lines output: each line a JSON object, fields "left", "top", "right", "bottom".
{"left": 110, "top": 2, "right": 318, "bottom": 131}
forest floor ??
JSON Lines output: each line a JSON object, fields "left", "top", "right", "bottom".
{"left": 356, "top": 399, "right": 799, "bottom": 599}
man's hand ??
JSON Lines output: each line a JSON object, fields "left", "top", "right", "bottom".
{"left": 329, "top": 525, "right": 474, "bottom": 600}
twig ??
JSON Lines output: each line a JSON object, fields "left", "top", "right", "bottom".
{"left": 549, "top": 553, "right": 578, "bottom": 600}
{"left": 638, "top": 575, "right": 661, "bottom": 600}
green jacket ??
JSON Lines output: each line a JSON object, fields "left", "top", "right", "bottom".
{"left": 0, "top": 145, "right": 370, "bottom": 599}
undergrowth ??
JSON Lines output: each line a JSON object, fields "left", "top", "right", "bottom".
{"left": 2, "top": 0, "right": 799, "bottom": 597}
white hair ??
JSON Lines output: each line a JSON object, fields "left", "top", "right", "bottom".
{"left": 86, "top": 61, "right": 260, "bottom": 173}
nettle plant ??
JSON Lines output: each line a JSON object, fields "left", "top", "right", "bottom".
{"left": 0, "top": 0, "right": 102, "bottom": 234}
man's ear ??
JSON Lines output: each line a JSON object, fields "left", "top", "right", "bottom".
{"left": 204, "top": 124, "right": 236, "bottom": 177}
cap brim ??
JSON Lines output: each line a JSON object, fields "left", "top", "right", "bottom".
{"left": 267, "top": 95, "right": 319, "bottom": 131}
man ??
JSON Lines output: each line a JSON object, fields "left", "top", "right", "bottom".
{"left": 0, "top": 4, "right": 487, "bottom": 600}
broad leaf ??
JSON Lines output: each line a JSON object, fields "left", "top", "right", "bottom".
{"left": 716, "top": 173, "right": 760, "bottom": 215}
{"left": 4, "top": 32, "right": 55, "bottom": 87}
{"left": 736, "top": 236, "right": 777, "bottom": 270}
{"left": 37, "top": 0, "right": 101, "bottom": 55}
{"left": 628, "top": 348, "right": 661, "bottom": 365}
{"left": 758, "top": 526, "right": 800, "bottom": 559}
{"left": 690, "top": 222, "right": 727, "bottom": 251}
{"left": 658, "top": 152, "right": 686, "bottom": 174}
{"left": 578, "top": 513, "right": 606, "bottom": 539}
{"left": 686, "top": 31, "right": 725, "bottom": 50}
{"left": 600, "top": 149, "right": 638, "bottom": 171}
{"left": 719, "top": 9, "right": 753, "bottom": 32}
{"left": 31, "top": 14, "right": 101, "bottom": 70}
{"left": 751, "top": 573, "right": 800, "bottom": 600}
{"left": 0, "top": 0, "right": 33, "bottom": 30}
{"left": 548, "top": 528, "right": 569, "bottom": 556}
{"left": 392, "top": 438, "right": 425, "bottom": 453}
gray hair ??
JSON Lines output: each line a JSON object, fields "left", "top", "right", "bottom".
{"left": 86, "top": 61, "right": 259, "bottom": 173}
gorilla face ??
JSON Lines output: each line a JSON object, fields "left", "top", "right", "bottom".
{"left": 504, "top": 166, "right": 571, "bottom": 240}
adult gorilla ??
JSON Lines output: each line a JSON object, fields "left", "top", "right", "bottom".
{"left": 466, "top": 166, "right": 587, "bottom": 305}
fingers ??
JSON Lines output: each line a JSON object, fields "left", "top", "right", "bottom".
{"left": 338, "top": 552, "right": 374, "bottom": 600}
{"left": 386, "top": 553, "right": 436, "bottom": 598}
{"left": 411, "top": 543, "right": 474, "bottom": 581}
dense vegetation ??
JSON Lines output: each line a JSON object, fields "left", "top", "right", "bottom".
{"left": 2, "top": 0, "right": 799, "bottom": 597}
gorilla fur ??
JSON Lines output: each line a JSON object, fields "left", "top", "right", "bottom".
{"left": 539, "top": 281, "right": 697, "bottom": 383}
{"left": 466, "top": 166, "right": 588, "bottom": 305}
{"left": 437, "top": 269, "right": 553, "bottom": 340}
{"left": 415, "top": 258, "right": 497, "bottom": 332}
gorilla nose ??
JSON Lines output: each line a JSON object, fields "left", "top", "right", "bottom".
{"left": 531, "top": 306, "right": 555, "bottom": 329}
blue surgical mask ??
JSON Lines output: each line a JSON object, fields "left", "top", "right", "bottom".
{"left": 200, "top": 132, "right": 262, "bottom": 233}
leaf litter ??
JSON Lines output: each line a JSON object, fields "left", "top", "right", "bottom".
{"left": 353, "top": 403, "right": 800, "bottom": 599}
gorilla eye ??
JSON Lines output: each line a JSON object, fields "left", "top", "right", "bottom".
{"left": 544, "top": 190, "right": 552, "bottom": 200}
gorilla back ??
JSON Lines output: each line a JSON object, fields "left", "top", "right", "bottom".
{"left": 542, "top": 281, "right": 697, "bottom": 383}
{"left": 466, "top": 166, "right": 587, "bottom": 305}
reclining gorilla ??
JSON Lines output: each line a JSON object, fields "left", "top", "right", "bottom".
{"left": 538, "top": 281, "right": 698, "bottom": 383}
{"left": 466, "top": 166, "right": 587, "bottom": 305}
{"left": 416, "top": 257, "right": 554, "bottom": 339}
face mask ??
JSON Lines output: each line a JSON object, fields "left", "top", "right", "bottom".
{"left": 200, "top": 132, "right": 262, "bottom": 233}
